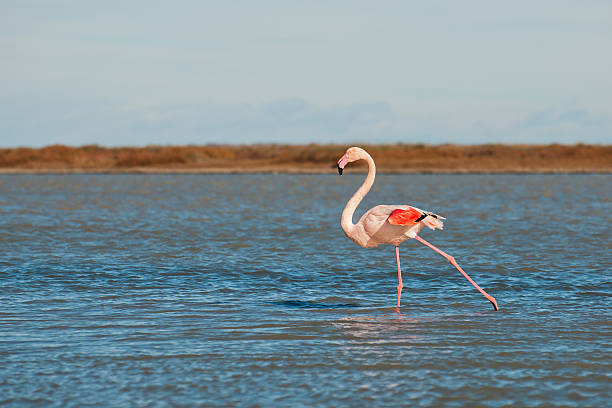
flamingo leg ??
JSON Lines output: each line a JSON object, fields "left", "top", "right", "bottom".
{"left": 413, "top": 235, "right": 499, "bottom": 311}
{"left": 395, "top": 246, "right": 403, "bottom": 308}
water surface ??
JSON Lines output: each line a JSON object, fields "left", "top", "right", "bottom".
{"left": 1, "top": 174, "right": 610, "bottom": 407}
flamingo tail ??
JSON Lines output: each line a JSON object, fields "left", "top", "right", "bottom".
{"left": 423, "top": 215, "right": 444, "bottom": 230}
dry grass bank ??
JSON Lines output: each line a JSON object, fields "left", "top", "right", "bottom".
{"left": 0, "top": 144, "right": 610, "bottom": 173}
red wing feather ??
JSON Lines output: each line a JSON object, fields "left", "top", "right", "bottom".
{"left": 388, "top": 207, "right": 423, "bottom": 225}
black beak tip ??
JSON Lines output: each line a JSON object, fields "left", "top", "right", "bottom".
{"left": 337, "top": 165, "right": 343, "bottom": 175}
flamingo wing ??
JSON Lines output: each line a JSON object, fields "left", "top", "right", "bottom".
{"left": 388, "top": 207, "right": 445, "bottom": 230}
{"left": 388, "top": 207, "right": 423, "bottom": 225}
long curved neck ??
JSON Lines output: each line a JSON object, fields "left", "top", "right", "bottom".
{"left": 341, "top": 152, "right": 376, "bottom": 235}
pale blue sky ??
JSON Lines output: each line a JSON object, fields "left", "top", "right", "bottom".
{"left": 1, "top": 0, "right": 611, "bottom": 146}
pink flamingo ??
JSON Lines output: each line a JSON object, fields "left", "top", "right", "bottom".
{"left": 337, "top": 147, "right": 499, "bottom": 311}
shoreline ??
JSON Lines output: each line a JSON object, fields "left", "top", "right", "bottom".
{"left": 2, "top": 143, "right": 610, "bottom": 174}
{"left": 1, "top": 167, "right": 609, "bottom": 174}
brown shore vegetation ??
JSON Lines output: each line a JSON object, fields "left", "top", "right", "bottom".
{"left": 0, "top": 143, "right": 610, "bottom": 173}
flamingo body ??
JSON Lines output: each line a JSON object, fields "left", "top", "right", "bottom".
{"left": 348, "top": 205, "right": 442, "bottom": 248}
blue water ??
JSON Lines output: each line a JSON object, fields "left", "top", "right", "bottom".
{"left": 1, "top": 174, "right": 610, "bottom": 407}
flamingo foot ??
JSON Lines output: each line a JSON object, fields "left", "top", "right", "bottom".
{"left": 489, "top": 297, "right": 499, "bottom": 311}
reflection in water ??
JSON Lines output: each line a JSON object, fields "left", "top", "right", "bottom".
{"left": 0, "top": 174, "right": 610, "bottom": 407}
{"left": 272, "top": 299, "right": 361, "bottom": 309}
{"left": 334, "top": 314, "right": 427, "bottom": 341}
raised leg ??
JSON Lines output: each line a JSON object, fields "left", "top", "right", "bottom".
{"left": 414, "top": 235, "right": 499, "bottom": 311}
{"left": 395, "top": 246, "right": 403, "bottom": 308}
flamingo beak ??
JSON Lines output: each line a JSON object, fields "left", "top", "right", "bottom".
{"left": 337, "top": 154, "right": 349, "bottom": 175}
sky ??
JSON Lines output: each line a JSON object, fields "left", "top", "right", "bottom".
{"left": 1, "top": 0, "right": 611, "bottom": 147}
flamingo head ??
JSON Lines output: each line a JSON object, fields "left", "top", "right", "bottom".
{"left": 337, "top": 147, "right": 363, "bottom": 175}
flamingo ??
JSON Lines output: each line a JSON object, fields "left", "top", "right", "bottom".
{"left": 337, "top": 146, "right": 498, "bottom": 311}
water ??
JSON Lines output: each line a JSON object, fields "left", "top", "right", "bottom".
{"left": 1, "top": 173, "right": 610, "bottom": 407}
